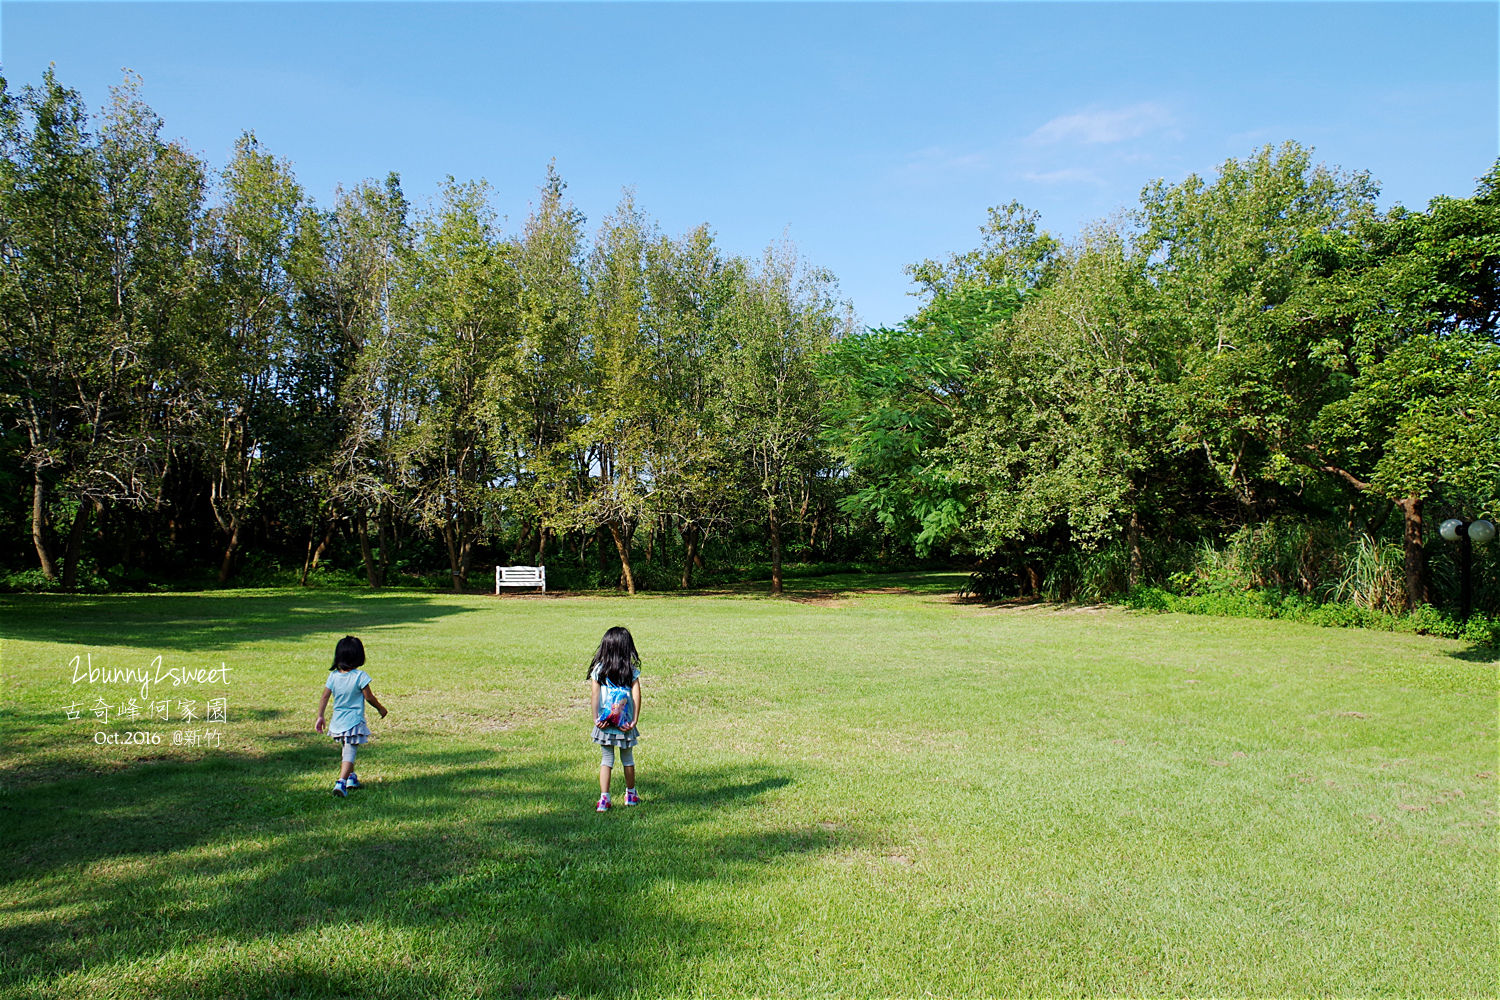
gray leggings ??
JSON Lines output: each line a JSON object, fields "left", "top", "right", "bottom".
{"left": 600, "top": 745, "right": 635, "bottom": 768}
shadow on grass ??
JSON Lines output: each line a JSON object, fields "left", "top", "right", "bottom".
{"left": 1447, "top": 642, "right": 1500, "bottom": 663}
{"left": 0, "top": 591, "right": 482, "bottom": 651}
{"left": 1, "top": 740, "right": 839, "bottom": 1000}
{"left": 709, "top": 570, "right": 964, "bottom": 601}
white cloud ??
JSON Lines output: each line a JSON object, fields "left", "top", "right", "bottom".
{"left": 898, "top": 146, "right": 990, "bottom": 175}
{"left": 1224, "top": 127, "right": 1279, "bottom": 148}
{"left": 1021, "top": 167, "right": 1107, "bottom": 186}
{"left": 885, "top": 146, "right": 993, "bottom": 187}
{"left": 1028, "top": 102, "right": 1176, "bottom": 145}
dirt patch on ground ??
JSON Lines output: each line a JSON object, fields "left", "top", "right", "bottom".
{"left": 782, "top": 586, "right": 914, "bottom": 607}
{"left": 952, "top": 597, "right": 1118, "bottom": 615}
{"left": 784, "top": 592, "right": 848, "bottom": 607}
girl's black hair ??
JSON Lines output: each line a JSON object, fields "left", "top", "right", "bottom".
{"left": 332, "top": 635, "right": 365, "bottom": 672}
{"left": 587, "top": 626, "right": 639, "bottom": 687}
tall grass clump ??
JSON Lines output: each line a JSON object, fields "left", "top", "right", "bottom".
{"left": 968, "top": 517, "right": 1497, "bottom": 645}
{"left": 1328, "top": 535, "right": 1408, "bottom": 612}
{"left": 1169, "top": 522, "right": 1345, "bottom": 597}
{"left": 1040, "top": 543, "right": 1131, "bottom": 602}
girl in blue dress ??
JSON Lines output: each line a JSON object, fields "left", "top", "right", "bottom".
{"left": 315, "top": 635, "right": 388, "bottom": 797}
{"left": 588, "top": 626, "right": 642, "bottom": 811}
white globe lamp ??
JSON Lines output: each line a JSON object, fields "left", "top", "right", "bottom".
{"left": 1441, "top": 516, "right": 1496, "bottom": 622}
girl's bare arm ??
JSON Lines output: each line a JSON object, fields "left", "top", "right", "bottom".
{"left": 363, "top": 684, "right": 388, "bottom": 718}
{"left": 631, "top": 679, "right": 642, "bottom": 728}
{"left": 315, "top": 687, "right": 331, "bottom": 732}
{"left": 590, "top": 678, "right": 601, "bottom": 726}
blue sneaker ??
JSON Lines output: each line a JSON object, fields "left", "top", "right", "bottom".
{"left": 596, "top": 794, "right": 610, "bottom": 812}
{"left": 345, "top": 773, "right": 361, "bottom": 790}
{"left": 332, "top": 779, "right": 347, "bottom": 797}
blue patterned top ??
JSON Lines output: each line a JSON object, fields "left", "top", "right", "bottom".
{"left": 591, "top": 663, "right": 639, "bottom": 738}
{"left": 325, "top": 668, "right": 370, "bottom": 734}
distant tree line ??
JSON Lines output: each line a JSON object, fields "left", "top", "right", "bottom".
{"left": 3, "top": 70, "right": 1497, "bottom": 613}
{"left": 824, "top": 148, "right": 1500, "bottom": 612}
{"left": 0, "top": 71, "right": 852, "bottom": 595}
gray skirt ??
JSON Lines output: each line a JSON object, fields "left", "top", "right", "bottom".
{"left": 330, "top": 721, "right": 370, "bottom": 745}
{"left": 592, "top": 726, "right": 639, "bottom": 748}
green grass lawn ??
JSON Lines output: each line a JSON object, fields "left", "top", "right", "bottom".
{"left": 1, "top": 573, "right": 1495, "bottom": 998}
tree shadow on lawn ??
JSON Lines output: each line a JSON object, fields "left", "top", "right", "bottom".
{"left": 1447, "top": 642, "right": 1500, "bottom": 664}
{"left": 1, "top": 742, "right": 837, "bottom": 999}
{"left": 0, "top": 591, "right": 481, "bottom": 652}
{"left": 711, "top": 570, "right": 964, "bottom": 601}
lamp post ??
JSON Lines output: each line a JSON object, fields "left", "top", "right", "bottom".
{"left": 1439, "top": 518, "right": 1496, "bottom": 621}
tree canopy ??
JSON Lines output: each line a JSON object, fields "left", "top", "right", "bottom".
{"left": 2, "top": 71, "right": 1495, "bottom": 617}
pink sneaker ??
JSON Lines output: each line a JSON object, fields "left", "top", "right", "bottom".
{"left": 625, "top": 788, "right": 640, "bottom": 806}
{"left": 596, "top": 794, "right": 610, "bottom": 812}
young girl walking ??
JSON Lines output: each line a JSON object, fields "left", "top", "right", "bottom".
{"left": 588, "top": 625, "right": 643, "bottom": 811}
{"left": 315, "top": 635, "right": 388, "bottom": 797}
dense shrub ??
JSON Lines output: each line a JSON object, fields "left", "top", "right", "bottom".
{"left": 1122, "top": 584, "right": 1497, "bottom": 646}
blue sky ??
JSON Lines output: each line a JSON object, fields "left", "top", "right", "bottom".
{"left": 2, "top": 2, "right": 1496, "bottom": 329}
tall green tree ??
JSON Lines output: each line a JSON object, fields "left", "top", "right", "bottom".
{"left": 823, "top": 202, "right": 1057, "bottom": 558}
{"left": 0, "top": 70, "right": 109, "bottom": 581}
{"left": 199, "top": 132, "right": 305, "bottom": 583}
{"left": 1263, "top": 165, "right": 1500, "bottom": 604}
{"left": 640, "top": 223, "right": 739, "bottom": 587}
{"left": 719, "top": 240, "right": 847, "bottom": 595}
{"left": 88, "top": 75, "right": 210, "bottom": 582}
{"left": 1138, "top": 142, "right": 1378, "bottom": 514}
{"left": 1150, "top": 144, "right": 1496, "bottom": 606}
{"left": 946, "top": 229, "right": 1185, "bottom": 588}
{"left": 292, "top": 173, "right": 411, "bottom": 586}
{"left": 566, "top": 192, "right": 657, "bottom": 593}
{"left": 0, "top": 71, "right": 204, "bottom": 586}
{"left": 510, "top": 165, "right": 589, "bottom": 568}
{"left": 398, "top": 178, "right": 518, "bottom": 590}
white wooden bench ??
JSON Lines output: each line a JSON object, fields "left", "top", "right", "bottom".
{"left": 495, "top": 565, "right": 546, "bottom": 594}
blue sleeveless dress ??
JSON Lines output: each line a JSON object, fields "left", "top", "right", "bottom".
{"left": 590, "top": 663, "right": 640, "bottom": 748}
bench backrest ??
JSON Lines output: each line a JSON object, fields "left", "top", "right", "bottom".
{"left": 495, "top": 565, "right": 546, "bottom": 592}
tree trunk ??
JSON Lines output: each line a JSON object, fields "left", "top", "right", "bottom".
{"left": 1398, "top": 494, "right": 1430, "bottom": 608}
{"left": 1362, "top": 500, "right": 1393, "bottom": 541}
{"left": 536, "top": 522, "right": 549, "bottom": 564}
{"left": 377, "top": 501, "right": 393, "bottom": 584}
{"left": 609, "top": 521, "right": 637, "bottom": 595}
{"left": 797, "top": 488, "right": 812, "bottom": 556}
{"left": 61, "top": 497, "right": 94, "bottom": 589}
{"left": 299, "top": 525, "right": 316, "bottom": 585}
{"left": 456, "top": 510, "right": 475, "bottom": 586}
{"left": 358, "top": 512, "right": 383, "bottom": 589}
{"left": 301, "top": 516, "right": 336, "bottom": 586}
{"left": 442, "top": 520, "right": 463, "bottom": 592}
{"left": 121, "top": 514, "right": 136, "bottom": 572}
{"left": 769, "top": 505, "right": 784, "bottom": 596}
{"left": 217, "top": 515, "right": 241, "bottom": 585}
{"left": 681, "top": 523, "right": 699, "bottom": 589}
{"left": 32, "top": 472, "right": 57, "bottom": 580}
{"left": 1126, "top": 509, "right": 1144, "bottom": 589}
{"left": 513, "top": 519, "right": 534, "bottom": 564}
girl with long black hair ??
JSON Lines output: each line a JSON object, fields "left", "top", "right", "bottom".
{"left": 587, "top": 626, "right": 643, "bottom": 811}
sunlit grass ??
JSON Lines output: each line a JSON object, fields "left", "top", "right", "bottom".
{"left": 1, "top": 574, "right": 1495, "bottom": 998}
